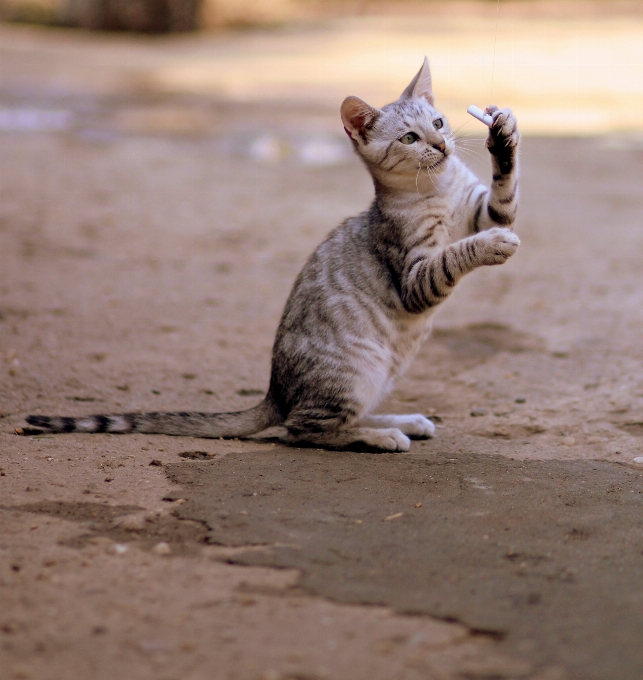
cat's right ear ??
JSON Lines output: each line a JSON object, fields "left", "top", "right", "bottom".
{"left": 341, "top": 96, "right": 381, "bottom": 144}
{"left": 400, "top": 57, "right": 434, "bottom": 105}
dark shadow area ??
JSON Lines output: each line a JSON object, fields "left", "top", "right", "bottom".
{"left": 165, "top": 449, "right": 643, "bottom": 679}
{"left": 3, "top": 500, "right": 209, "bottom": 554}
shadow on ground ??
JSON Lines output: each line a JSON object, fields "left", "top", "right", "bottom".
{"left": 164, "top": 449, "right": 643, "bottom": 680}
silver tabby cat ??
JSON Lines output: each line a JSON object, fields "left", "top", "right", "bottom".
{"left": 27, "top": 58, "right": 520, "bottom": 453}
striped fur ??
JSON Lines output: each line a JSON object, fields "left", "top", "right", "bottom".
{"left": 26, "top": 59, "right": 520, "bottom": 453}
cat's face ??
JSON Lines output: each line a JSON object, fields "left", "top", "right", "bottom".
{"left": 341, "top": 58, "right": 454, "bottom": 187}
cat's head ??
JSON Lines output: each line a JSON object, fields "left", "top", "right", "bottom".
{"left": 341, "top": 58, "right": 454, "bottom": 189}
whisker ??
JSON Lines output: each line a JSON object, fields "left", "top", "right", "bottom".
{"left": 423, "top": 163, "right": 437, "bottom": 191}
{"left": 456, "top": 149, "right": 483, "bottom": 160}
{"left": 454, "top": 136, "right": 485, "bottom": 144}
{"left": 456, "top": 148, "right": 485, "bottom": 162}
{"left": 455, "top": 143, "right": 484, "bottom": 153}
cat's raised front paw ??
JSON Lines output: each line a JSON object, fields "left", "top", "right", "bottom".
{"left": 476, "top": 227, "right": 520, "bottom": 266}
{"left": 485, "top": 106, "right": 519, "bottom": 151}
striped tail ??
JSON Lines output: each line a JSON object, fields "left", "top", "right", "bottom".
{"left": 26, "top": 398, "right": 282, "bottom": 438}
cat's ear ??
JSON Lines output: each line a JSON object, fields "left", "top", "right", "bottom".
{"left": 400, "top": 57, "right": 434, "bottom": 105}
{"left": 341, "top": 96, "right": 381, "bottom": 143}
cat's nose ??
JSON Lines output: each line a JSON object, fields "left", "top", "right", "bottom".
{"left": 433, "top": 141, "right": 446, "bottom": 153}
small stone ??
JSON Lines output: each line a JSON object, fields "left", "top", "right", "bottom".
{"left": 632, "top": 457, "right": 643, "bottom": 465}
{"left": 414, "top": 502, "right": 423, "bottom": 508}
{"left": 149, "top": 459, "right": 163, "bottom": 466}
{"left": 562, "top": 436, "right": 576, "bottom": 446}
{"left": 106, "top": 543, "right": 129, "bottom": 555}
{"left": 515, "top": 397, "right": 527, "bottom": 404}
{"left": 151, "top": 542, "right": 171, "bottom": 556}
{"left": 115, "top": 514, "right": 145, "bottom": 531}
{"left": 470, "top": 408, "right": 488, "bottom": 417}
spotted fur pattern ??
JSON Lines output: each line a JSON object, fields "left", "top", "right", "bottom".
{"left": 27, "top": 58, "right": 520, "bottom": 453}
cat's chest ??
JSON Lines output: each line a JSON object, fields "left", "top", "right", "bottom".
{"left": 389, "top": 311, "right": 435, "bottom": 373}
{"left": 406, "top": 196, "right": 467, "bottom": 249}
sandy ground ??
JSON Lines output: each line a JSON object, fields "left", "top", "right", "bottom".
{"left": 1, "top": 7, "right": 643, "bottom": 680}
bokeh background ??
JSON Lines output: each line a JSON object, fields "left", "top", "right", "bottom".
{"left": 0, "top": 0, "right": 642, "bottom": 136}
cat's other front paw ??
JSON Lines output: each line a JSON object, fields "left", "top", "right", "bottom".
{"left": 476, "top": 227, "right": 520, "bottom": 266}
{"left": 396, "top": 414, "right": 435, "bottom": 439}
{"left": 485, "top": 106, "right": 520, "bottom": 152}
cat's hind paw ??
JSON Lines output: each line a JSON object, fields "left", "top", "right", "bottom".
{"left": 369, "top": 428, "right": 412, "bottom": 453}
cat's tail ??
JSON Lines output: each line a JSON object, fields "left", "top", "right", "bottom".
{"left": 26, "top": 397, "right": 282, "bottom": 438}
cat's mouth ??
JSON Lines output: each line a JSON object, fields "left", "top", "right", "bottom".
{"left": 426, "top": 156, "right": 447, "bottom": 171}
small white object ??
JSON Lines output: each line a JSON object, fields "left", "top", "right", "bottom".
{"left": 632, "top": 456, "right": 643, "bottom": 465}
{"left": 152, "top": 541, "right": 172, "bottom": 556}
{"left": 467, "top": 105, "right": 493, "bottom": 127}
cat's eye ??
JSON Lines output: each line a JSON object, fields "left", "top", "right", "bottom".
{"left": 399, "top": 132, "right": 419, "bottom": 145}
{"left": 433, "top": 118, "right": 444, "bottom": 130}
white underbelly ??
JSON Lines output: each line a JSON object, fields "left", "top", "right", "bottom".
{"left": 351, "top": 310, "right": 435, "bottom": 415}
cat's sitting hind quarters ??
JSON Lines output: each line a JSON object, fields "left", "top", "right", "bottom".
{"left": 26, "top": 57, "right": 520, "bottom": 453}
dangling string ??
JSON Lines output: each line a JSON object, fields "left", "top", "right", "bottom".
{"left": 490, "top": 0, "right": 501, "bottom": 101}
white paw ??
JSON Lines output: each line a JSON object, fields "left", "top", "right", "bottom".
{"left": 397, "top": 414, "right": 435, "bottom": 439}
{"left": 476, "top": 227, "right": 520, "bottom": 265}
{"left": 368, "top": 428, "right": 411, "bottom": 453}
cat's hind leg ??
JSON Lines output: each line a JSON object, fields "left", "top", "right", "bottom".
{"left": 285, "top": 426, "right": 411, "bottom": 453}
{"left": 283, "top": 407, "right": 410, "bottom": 452}
{"left": 359, "top": 414, "right": 435, "bottom": 439}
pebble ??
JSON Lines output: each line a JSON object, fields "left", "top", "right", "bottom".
{"left": 108, "top": 544, "right": 129, "bottom": 556}
{"left": 115, "top": 514, "right": 146, "bottom": 531}
{"left": 562, "top": 436, "right": 576, "bottom": 446}
{"left": 470, "top": 408, "right": 488, "bottom": 417}
{"left": 632, "top": 457, "right": 643, "bottom": 465}
{"left": 151, "top": 541, "right": 172, "bottom": 556}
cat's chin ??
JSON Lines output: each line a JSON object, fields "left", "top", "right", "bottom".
{"left": 427, "top": 155, "right": 449, "bottom": 172}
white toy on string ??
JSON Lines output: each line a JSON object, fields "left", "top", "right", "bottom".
{"left": 467, "top": 105, "right": 493, "bottom": 128}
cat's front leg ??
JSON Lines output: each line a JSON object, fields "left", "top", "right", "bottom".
{"left": 473, "top": 107, "right": 520, "bottom": 233}
{"left": 399, "top": 228, "right": 519, "bottom": 312}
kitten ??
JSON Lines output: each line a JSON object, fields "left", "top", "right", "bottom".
{"left": 27, "top": 58, "right": 520, "bottom": 453}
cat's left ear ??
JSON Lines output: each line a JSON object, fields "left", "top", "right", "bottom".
{"left": 341, "top": 96, "right": 381, "bottom": 143}
{"left": 400, "top": 56, "right": 434, "bottom": 105}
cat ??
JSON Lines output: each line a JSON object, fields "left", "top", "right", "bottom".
{"left": 26, "top": 58, "right": 520, "bottom": 453}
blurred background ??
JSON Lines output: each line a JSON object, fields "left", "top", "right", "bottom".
{"left": 0, "top": 0, "right": 641, "bottom": 137}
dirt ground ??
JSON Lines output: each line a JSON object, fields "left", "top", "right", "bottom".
{"left": 1, "top": 7, "right": 643, "bottom": 680}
